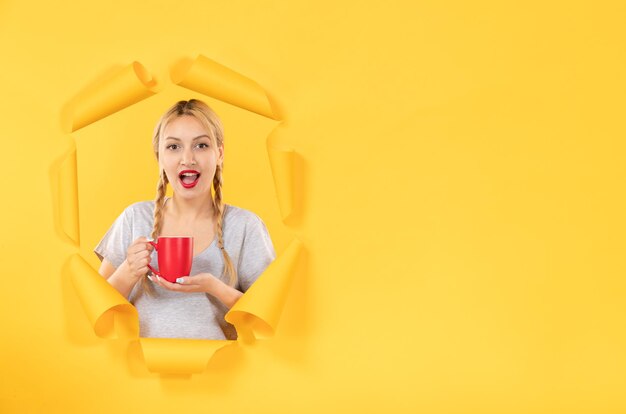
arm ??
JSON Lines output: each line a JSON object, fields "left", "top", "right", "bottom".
{"left": 98, "top": 258, "right": 141, "bottom": 299}
{"left": 98, "top": 236, "right": 153, "bottom": 299}
{"left": 94, "top": 207, "right": 146, "bottom": 299}
{"left": 208, "top": 277, "right": 243, "bottom": 309}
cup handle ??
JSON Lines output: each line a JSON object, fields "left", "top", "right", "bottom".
{"left": 147, "top": 240, "right": 159, "bottom": 276}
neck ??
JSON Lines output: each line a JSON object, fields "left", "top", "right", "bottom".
{"left": 167, "top": 193, "right": 216, "bottom": 222}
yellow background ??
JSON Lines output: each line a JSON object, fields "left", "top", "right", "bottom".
{"left": 1, "top": 1, "right": 626, "bottom": 412}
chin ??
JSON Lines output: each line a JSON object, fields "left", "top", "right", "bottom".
{"left": 176, "top": 187, "right": 209, "bottom": 197}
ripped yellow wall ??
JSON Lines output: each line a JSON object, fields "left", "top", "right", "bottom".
{"left": 1, "top": 1, "right": 625, "bottom": 413}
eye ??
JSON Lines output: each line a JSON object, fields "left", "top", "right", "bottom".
{"left": 197, "top": 143, "right": 210, "bottom": 149}
{"left": 166, "top": 144, "right": 179, "bottom": 150}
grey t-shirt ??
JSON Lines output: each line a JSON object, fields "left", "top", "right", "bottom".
{"left": 94, "top": 198, "right": 276, "bottom": 340}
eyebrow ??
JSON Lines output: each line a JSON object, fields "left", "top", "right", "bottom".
{"left": 165, "top": 135, "right": 210, "bottom": 141}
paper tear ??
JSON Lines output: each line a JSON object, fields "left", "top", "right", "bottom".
{"left": 66, "top": 56, "right": 302, "bottom": 375}
{"left": 58, "top": 149, "right": 80, "bottom": 244}
{"left": 138, "top": 338, "right": 236, "bottom": 375}
{"left": 226, "top": 238, "right": 303, "bottom": 339}
{"left": 267, "top": 146, "right": 295, "bottom": 222}
{"left": 69, "top": 254, "right": 138, "bottom": 339}
{"left": 171, "top": 54, "right": 279, "bottom": 120}
{"left": 63, "top": 61, "right": 157, "bottom": 132}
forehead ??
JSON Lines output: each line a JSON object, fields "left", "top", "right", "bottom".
{"left": 162, "top": 115, "right": 209, "bottom": 139}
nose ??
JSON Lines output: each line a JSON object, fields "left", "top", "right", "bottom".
{"left": 180, "top": 147, "right": 196, "bottom": 166}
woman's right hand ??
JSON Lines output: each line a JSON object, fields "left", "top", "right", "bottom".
{"left": 125, "top": 237, "right": 154, "bottom": 279}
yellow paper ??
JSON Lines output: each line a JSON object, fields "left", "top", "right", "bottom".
{"left": 138, "top": 338, "right": 236, "bottom": 375}
{"left": 226, "top": 238, "right": 303, "bottom": 338}
{"left": 3, "top": 1, "right": 626, "bottom": 411}
{"left": 57, "top": 147, "right": 80, "bottom": 244}
{"left": 63, "top": 61, "right": 158, "bottom": 132}
{"left": 65, "top": 57, "right": 299, "bottom": 375}
{"left": 172, "top": 55, "right": 279, "bottom": 120}
{"left": 267, "top": 145, "right": 295, "bottom": 222}
{"left": 68, "top": 254, "right": 138, "bottom": 339}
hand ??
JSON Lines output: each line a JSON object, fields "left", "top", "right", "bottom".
{"left": 151, "top": 272, "right": 220, "bottom": 294}
{"left": 151, "top": 272, "right": 244, "bottom": 308}
{"left": 125, "top": 237, "right": 154, "bottom": 280}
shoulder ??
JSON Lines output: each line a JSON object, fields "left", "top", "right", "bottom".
{"left": 224, "top": 204, "right": 261, "bottom": 222}
{"left": 224, "top": 204, "right": 263, "bottom": 224}
{"left": 127, "top": 200, "right": 155, "bottom": 212}
{"left": 224, "top": 204, "right": 266, "bottom": 227}
{"left": 118, "top": 200, "right": 155, "bottom": 223}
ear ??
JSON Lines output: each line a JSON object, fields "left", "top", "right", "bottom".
{"left": 217, "top": 143, "right": 224, "bottom": 164}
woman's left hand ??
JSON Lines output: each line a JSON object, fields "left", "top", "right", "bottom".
{"left": 150, "top": 272, "right": 243, "bottom": 309}
{"left": 151, "top": 272, "right": 219, "bottom": 294}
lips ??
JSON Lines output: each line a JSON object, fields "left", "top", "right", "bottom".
{"left": 179, "top": 170, "right": 201, "bottom": 188}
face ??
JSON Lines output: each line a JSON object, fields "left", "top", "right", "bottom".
{"left": 159, "top": 115, "right": 224, "bottom": 199}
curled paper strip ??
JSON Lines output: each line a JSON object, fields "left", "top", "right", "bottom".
{"left": 68, "top": 254, "right": 138, "bottom": 339}
{"left": 138, "top": 338, "right": 236, "bottom": 375}
{"left": 62, "top": 61, "right": 157, "bottom": 132}
{"left": 58, "top": 148, "right": 80, "bottom": 244}
{"left": 172, "top": 55, "right": 279, "bottom": 120}
{"left": 226, "top": 238, "right": 303, "bottom": 339}
{"left": 267, "top": 145, "right": 295, "bottom": 221}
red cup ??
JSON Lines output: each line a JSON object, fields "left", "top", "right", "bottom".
{"left": 147, "top": 237, "right": 193, "bottom": 283}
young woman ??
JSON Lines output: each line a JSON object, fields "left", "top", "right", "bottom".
{"left": 94, "top": 99, "right": 275, "bottom": 340}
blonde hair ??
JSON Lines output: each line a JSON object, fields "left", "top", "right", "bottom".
{"left": 141, "top": 99, "right": 237, "bottom": 296}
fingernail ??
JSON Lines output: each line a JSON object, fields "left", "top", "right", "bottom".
{"left": 147, "top": 275, "right": 153, "bottom": 281}
{"left": 156, "top": 275, "right": 161, "bottom": 281}
{"left": 176, "top": 277, "right": 184, "bottom": 284}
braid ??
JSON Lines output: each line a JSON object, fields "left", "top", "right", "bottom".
{"left": 213, "top": 164, "right": 238, "bottom": 287}
{"left": 151, "top": 170, "right": 168, "bottom": 241}
{"left": 139, "top": 171, "right": 168, "bottom": 297}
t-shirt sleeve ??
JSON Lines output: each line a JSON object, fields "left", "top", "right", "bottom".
{"left": 93, "top": 207, "right": 133, "bottom": 269}
{"left": 237, "top": 214, "right": 276, "bottom": 292}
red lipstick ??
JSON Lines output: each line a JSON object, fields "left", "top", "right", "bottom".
{"left": 179, "top": 170, "right": 201, "bottom": 189}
